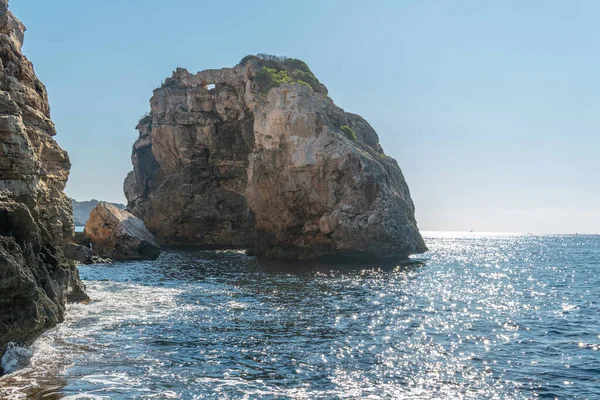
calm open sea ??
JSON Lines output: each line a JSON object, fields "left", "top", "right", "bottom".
{"left": 1, "top": 232, "right": 599, "bottom": 399}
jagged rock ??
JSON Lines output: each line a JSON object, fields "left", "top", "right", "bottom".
{"left": 0, "top": 3, "right": 88, "bottom": 361}
{"left": 125, "top": 55, "right": 427, "bottom": 260}
{"left": 84, "top": 203, "right": 161, "bottom": 260}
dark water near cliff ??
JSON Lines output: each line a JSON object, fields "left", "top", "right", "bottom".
{"left": 1, "top": 232, "right": 600, "bottom": 399}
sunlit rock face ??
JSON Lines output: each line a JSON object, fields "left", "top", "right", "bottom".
{"left": 0, "top": 1, "right": 87, "bottom": 361}
{"left": 125, "top": 56, "right": 427, "bottom": 260}
{"left": 84, "top": 203, "right": 161, "bottom": 260}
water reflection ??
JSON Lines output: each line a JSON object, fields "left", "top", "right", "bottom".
{"left": 1, "top": 233, "right": 599, "bottom": 399}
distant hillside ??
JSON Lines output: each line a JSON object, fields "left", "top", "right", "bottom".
{"left": 72, "top": 199, "right": 126, "bottom": 226}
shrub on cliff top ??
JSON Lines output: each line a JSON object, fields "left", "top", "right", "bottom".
{"left": 290, "top": 69, "right": 322, "bottom": 92}
{"left": 239, "top": 54, "right": 328, "bottom": 95}
{"left": 255, "top": 67, "right": 314, "bottom": 94}
{"left": 239, "top": 55, "right": 261, "bottom": 66}
{"left": 239, "top": 54, "right": 289, "bottom": 66}
{"left": 340, "top": 125, "right": 357, "bottom": 141}
{"left": 139, "top": 112, "right": 152, "bottom": 126}
{"left": 255, "top": 68, "right": 293, "bottom": 93}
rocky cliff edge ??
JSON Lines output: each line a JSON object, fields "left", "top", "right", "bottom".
{"left": 0, "top": 1, "right": 87, "bottom": 362}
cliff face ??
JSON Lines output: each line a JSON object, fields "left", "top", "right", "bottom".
{"left": 0, "top": 2, "right": 87, "bottom": 360}
{"left": 126, "top": 56, "right": 427, "bottom": 259}
{"left": 124, "top": 67, "right": 256, "bottom": 247}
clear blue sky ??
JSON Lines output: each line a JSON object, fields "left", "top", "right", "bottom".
{"left": 12, "top": 0, "right": 600, "bottom": 233}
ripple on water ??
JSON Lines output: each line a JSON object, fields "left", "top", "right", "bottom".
{"left": 1, "top": 233, "right": 600, "bottom": 399}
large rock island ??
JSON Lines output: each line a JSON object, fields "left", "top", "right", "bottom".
{"left": 125, "top": 55, "right": 426, "bottom": 260}
{"left": 0, "top": 2, "right": 87, "bottom": 363}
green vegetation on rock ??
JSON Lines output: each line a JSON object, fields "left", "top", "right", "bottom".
{"left": 239, "top": 54, "right": 328, "bottom": 95}
{"left": 255, "top": 68, "right": 294, "bottom": 92}
{"left": 340, "top": 125, "right": 357, "bottom": 141}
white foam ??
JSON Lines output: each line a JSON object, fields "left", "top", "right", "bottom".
{"left": 62, "top": 394, "right": 111, "bottom": 400}
{"left": 0, "top": 343, "right": 33, "bottom": 375}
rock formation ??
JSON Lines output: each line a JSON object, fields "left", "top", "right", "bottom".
{"left": 84, "top": 203, "right": 161, "bottom": 260}
{"left": 125, "top": 55, "right": 426, "bottom": 260}
{"left": 71, "top": 198, "right": 125, "bottom": 227}
{"left": 62, "top": 241, "right": 93, "bottom": 264}
{"left": 0, "top": 2, "right": 87, "bottom": 362}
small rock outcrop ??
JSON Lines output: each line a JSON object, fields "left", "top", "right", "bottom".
{"left": 125, "top": 55, "right": 426, "bottom": 260}
{"left": 0, "top": 2, "right": 87, "bottom": 361}
{"left": 84, "top": 203, "right": 161, "bottom": 260}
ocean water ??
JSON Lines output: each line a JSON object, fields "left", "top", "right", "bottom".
{"left": 1, "top": 232, "right": 599, "bottom": 399}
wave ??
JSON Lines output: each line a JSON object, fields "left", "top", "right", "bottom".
{"left": 1, "top": 343, "right": 33, "bottom": 375}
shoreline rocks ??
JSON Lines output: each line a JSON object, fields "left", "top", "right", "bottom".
{"left": 0, "top": 0, "right": 88, "bottom": 360}
{"left": 62, "top": 241, "right": 93, "bottom": 264}
{"left": 84, "top": 203, "right": 161, "bottom": 260}
{"left": 125, "top": 56, "right": 426, "bottom": 261}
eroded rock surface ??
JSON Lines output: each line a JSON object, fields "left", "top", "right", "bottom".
{"left": 125, "top": 56, "right": 426, "bottom": 260}
{"left": 0, "top": 2, "right": 87, "bottom": 360}
{"left": 84, "top": 203, "right": 160, "bottom": 260}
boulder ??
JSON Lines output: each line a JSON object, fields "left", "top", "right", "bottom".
{"left": 125, "top": 55, "right": 427, "bottom": 260}
{"left": 84, "top": 203, "right": 161, "bottom": 260}
{"left": 71, "top": 198, "right": 126, "bottom": 227}
{"left": 0, "top": 2, "right": 87, "bottom": 360}
{"left": 62, "top": 242, "right": 93, "bottom": 264}
{"left": 73, "top": 231, "right": 89, "bottom": 246}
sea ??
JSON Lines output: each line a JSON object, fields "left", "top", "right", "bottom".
{"left": 0, "top": 232, "right": 599, "bottom": 399}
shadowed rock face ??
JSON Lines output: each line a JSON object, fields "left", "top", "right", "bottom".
{"left": 0, "top": 2, "right": 87, "bottom": 360}
{"left": 124, "top": 70, "right": 256, "bottom": 248}
{"left": 125, "top": 57, "right": 427, "bottom": 260}
{"left": 85, "top": 203, "right": 160, "bottom": 260}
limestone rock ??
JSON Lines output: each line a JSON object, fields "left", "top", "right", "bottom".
{"left": 125, "top": 55, "right": 427, "bottom": 260}
{"left": 84, "top": 203, "right": 161, "bottom": 260}
{"left": 0, "top": 2, "right": 87, "bottom": 360}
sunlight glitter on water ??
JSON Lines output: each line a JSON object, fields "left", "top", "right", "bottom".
{"left": 1, "top": 233, "right": 599, "bottom": 399}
